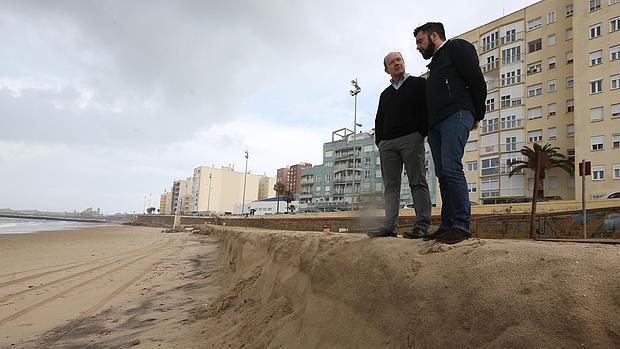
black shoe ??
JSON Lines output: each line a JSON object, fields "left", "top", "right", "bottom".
{"left": 436, "top": 227, "right": 471, "bottom": 245}
{"left": 422, "top": 227, "right": 448, "bottom": 241}
{"left": 367, "top": 228, "right": 397, "bottom": 238}
{"left": 403, "top": 227, "right": 426, "bottom": 239}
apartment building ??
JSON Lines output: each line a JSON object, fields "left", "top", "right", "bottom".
{"left": 276, "top": 163, "right": 313, "bottom": 195}
{"left": 159, "top": 191, "right": 172, "bottom": 215}
{"left": 455, "top": 0, "right": 619, "bottom": 203}
{"left": 171, "top": 177, "right": 192, "bottom": 214}
{"left": 299, "top": 128, "right": 437, "bottom": 211}
{"left": 191, "top": 165, "right": 276, "bottom": 214}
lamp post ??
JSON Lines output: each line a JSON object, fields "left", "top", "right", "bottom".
{"left": 207, "top": 173, "right": 212, "bottom": 214}
{"left": 349, "top": 79, "right": 361, "bottom": 210}
{"left": 242, "top": 150, "right": 249, "bottom": 215}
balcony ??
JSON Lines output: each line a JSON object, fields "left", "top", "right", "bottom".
{"left": 500, "top": 98, "right": 523, "bottom": 109}
{"left": 481, "top": 59, "right": 500, "bottom": 73}
{"left": 335, "top": 153, "right": 355, "bottom": 160}
{"left": 501, "top": 141, "right": 524, "bottom": 153}
{"left": 501, "top": 54, "right": 523, "bottom": 65}
{"left": 480, "top": 123, "right": 499, "bottom": 134}
{"left": 500, "top": 166, "right": 524, "bottom": 175}
{"left": 480, "top": 39, "right": 499, "bottom": 53}
{"left": 500, "top": 118, "right": 523, "bottom": 130}
{"left": 481, "top": 189, "right": 501, "bottom": 198}
{"left": 480, "top": 144, "right": 500, "bottom": 155}
{"left": 500, "top": 31, "right": 524, "bottom": 45}
{"left": 333, "top": 176, "right": 362, "bottom": 183}
{"left": 300, "top": 179, "right": 314, "bottom": 185}
{"left": 500, "top": 74, "right": 522, "bottom": 87}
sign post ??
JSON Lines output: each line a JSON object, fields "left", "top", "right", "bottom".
{"left": 579, "top": 160, "right": 591, "bottom": 239}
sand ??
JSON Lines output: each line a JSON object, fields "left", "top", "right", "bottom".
{"left": 0, "top": 225, "right": 222, "bottom": 348}
{"left": 2, "top": 224, "right": 619, "bottom": 348}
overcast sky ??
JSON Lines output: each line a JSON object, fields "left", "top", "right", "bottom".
{"left": 0, "top": 0, "right": 540, "bottom": 214}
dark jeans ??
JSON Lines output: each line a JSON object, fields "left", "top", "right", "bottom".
{"left": 427, "top": 110, "right": 474, "bottom": 233}
{"left": 378, "top": 132, "right": 432, "bottom": 231}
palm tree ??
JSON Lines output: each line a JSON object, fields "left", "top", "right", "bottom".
{"left": 283, "top": 190, "right": 295, "bottom": 213}
{"left": 509, "top": 143, "right": 574, "bottom": 239}
{"left": 273, "top": 182, "right": 285, "bottom": 214}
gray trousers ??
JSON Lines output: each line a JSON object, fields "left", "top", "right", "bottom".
{"left": 379, "top": 132, "right": 432, "bottom": 231}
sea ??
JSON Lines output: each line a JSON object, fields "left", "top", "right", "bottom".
{"left": 0, "top": 217, "right": 108, "bottom": 235}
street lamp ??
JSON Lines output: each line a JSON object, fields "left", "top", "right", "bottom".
{"left": 242, "top": 150, "right": 249, "bottom": 215}
{"left": 349, "top": 78, "right": 361, "bottom": 210}
{"left": 207, "top": 173, "right": 212, "bottom": 214}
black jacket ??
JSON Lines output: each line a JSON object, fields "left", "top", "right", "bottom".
{"left": 374, "top": 75, "right": 428, "bottom": 146}
{"left": 426, "top": 39, "right": 487, "bottom": 127}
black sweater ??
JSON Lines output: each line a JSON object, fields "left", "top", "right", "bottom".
{"left": 374, "top": 75, "right": 428, "bottom": 146}
{"left": 426, "top": 39, "right": 487, "bottom": 127}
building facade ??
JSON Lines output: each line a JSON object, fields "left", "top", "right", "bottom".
{"left": 171, "top": 177, "right": 192, "bottom": 214}
{"left": 454, "top": 0, "right": 619, "bottom": 204}
{"left": 191, "top": 165, "right": 276, "bottom": 215}
{"left": 287, "top": 163, "right": 313, "bottom": 195}
{"left": 276, "top": 167, "right": 289, "bottom": 191}
{"left": 159, "top": 191, "right": 172, "bottom": 215}
{"left": 299, "top": 128, "right": 437, "bottom": 211}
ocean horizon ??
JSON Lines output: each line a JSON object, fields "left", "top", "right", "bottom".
{"left": 0, "top": 217, "right": 112, "bottom": 235}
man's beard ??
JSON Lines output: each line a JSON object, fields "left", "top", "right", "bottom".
{"left": 422, "top": 35, "right": 436, "bottom": 59}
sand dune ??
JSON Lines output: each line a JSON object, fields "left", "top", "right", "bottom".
{"left": 190, "top": 226, "right": 620, "bottom": 348}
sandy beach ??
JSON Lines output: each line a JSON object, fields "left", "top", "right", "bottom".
{"left": 0, "top": 225, "right": 221, "bottom": 348}
{"left": 2, "top": 224, "right": 619, "bottom": 348}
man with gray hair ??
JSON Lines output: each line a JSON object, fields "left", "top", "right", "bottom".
{"left": 368, "top": 51, "right": 432, "bottom": 238}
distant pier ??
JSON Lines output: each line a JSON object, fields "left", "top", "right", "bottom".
{"left": 0, "top": 213, "right": 107, "bottom": 223}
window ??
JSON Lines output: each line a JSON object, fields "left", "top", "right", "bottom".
{"left": 528, "top": 17, "right": 542, "bottom": 31}
{"left": 363, "top": 145, "right": 374, "bottom": 152}
{"left": 376, "top": 156, "right": 381, "bottom": 165}
{"left": 465, "top": 140, "right": 477, "bottom": 152}
{"left": 592, "top": 166, "right": 605, "bottom": 180}
{"left": 548, "top": 11, "right": 556, "bottom": 24}
{"left": 468, "top": 182, "right": 478, "bottom": 193}
{"left": 324, "top": 150, "right": 333, "bottom": 157}
{"left": 528, "top": 106, "right": 543, "bottom": 119}
{"left": 467, "top": 161, "right": 478, "bottom": 171}
{"left": 548, "top": 80, "right": 557, "bottom": 92}
{"left": 612, "top": 45, "right": 620, "bottom": 61}
{"left": 528, "top": 129, "right": 543, "bottom": 143}
{"left": 501, "top": 69, "right": 521, "bottom": 86}
{"left": 528, "top": 39, "right": 542, "bottom": 53}
{"left": 611, "top": 17, "right": 620, "bottom": 32}
{"left": 611, "top": 74, "right": 620, "bottom": 90}
{"left": 486, "top": 97, "right": 495, "bottom": 112}
{"left": 590, "top": 23, "right": 602, "bottom": 39}
{"left": 375, "top": 171, "right": 382, "bottom": 179}
{"left": 613, "top": 164, "right": 620, "bottom": 180}
{"left": 565, "top": 28, "right": 573, "bottom": 40}
{"left": 567, "top": 149, "right": 575, "bottom": 161}
{"left": 528, "top": 83, "right": 543, "bottom": 97}
{"left": 589, "top": 0, "right": 601, "bottom": 12}
{"left": 613, "top": 134, "right": 620, "bottom": 149}
{"left": 567, "top": 99, "right": 574, "bottom": 112}
{"left": 566, "top": 51, "right": 573, "bottom": 64}
{"left": 566, "top": 76, "right": 574, "bottom": 88}
{"left": 364, "top": 169, "right": 370, "bottom": 178}
{"left": 590, "top": 50, "right": 603, "bottom": 66}
{"left": 482, "top": 32, "right": 499, "bottom": 51}
{"left": 481, "top": 157, "right": 499, "bottom": 176}
{"left": 548, "top": 127, "right": 557, "bottom": 140}
{"left": 591, "top": 106, "right": 604, "bottom": 122}
{"left": 501, "top": 95, "right": 511, "bottom": 108}
{"left": 590, "top": 79, "right": 603, "bottom": 94}
{"left": 527, "top": 61, "right": 542, "bottom": 75}
{"left": 549, "top": 176, "right": 559, "bottom": 189}
{"left": 566, "top": 4, "right": 574, "bottom": 16}
{"left": 502, "top": 46, "right": 521, "bottom": 64}
{"left": 591, "top": 135, "right": 604, "bottom": 151}
{"left": 548, "top": 56, "right": 556, "bottom": 69}
{"left": 613, "top": 104, "right": 620, "bottom": 118}
{"left": 548, "top": 34, "right": 556, "bottom": 46}
{"left": 567, "top": 124, "right": 574, "bottom": 137}
{"left": 548, "top": 103, "right": 557, "bottom": 116}
{"left": 505, "top": 136, "right": 518, "bottom": 151}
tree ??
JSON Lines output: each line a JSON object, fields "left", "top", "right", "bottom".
{"left": 509, "top": 143, "right": 574, "bottom": 238}
{"left": 273, "top": 182, "right": 285, "bottom": 214}
{"left": 283, "top": 190, "right": 295, "bottom": 213}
